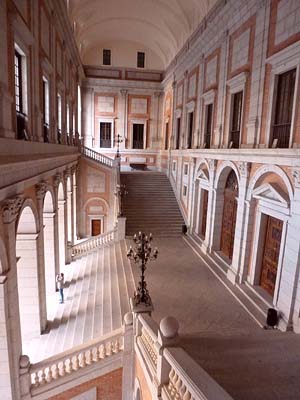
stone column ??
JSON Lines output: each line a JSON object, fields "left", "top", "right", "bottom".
{"left": 0, "top": 275, "right": 14, "bottom": 400}
{"left": 35, "top": 183, "right": 48, "bottom": 331}
{"left": 1, "top": 196, "right": 24, "bottom": 399}
{"left": 206, "top": 160, "right": 217, "bottom": 253}
{"left": 72, "top": 165, "right": 77, "bottom": 242}
{"left": 82, "top": 87, "right": 93, "bottom": 147}
{"left": 151, "top": 91, "right": 162, "bottom": 150}
{"left": 63, "top": 171, "right": 70, "bottom": 264}
{"left": 53, "top": 174, "right": 62, "bottom": 274}
{"left": 228, "top": 162, "right": 250, "bottom": 284}
{"left": 119, "top": 89, "right": 128, "bottom": 150}
{"left": 187, "top": 158, "right": 196, "bottom": 229}
{"left": 122, "top": 312, "right": 134, "bottom": 400}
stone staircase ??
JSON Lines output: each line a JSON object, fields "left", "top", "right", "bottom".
{"left": 27, "top": 240, "right": 135, "bottom": 363}
{"left": 121, "top": 172, "right": 185, "bottom": 237}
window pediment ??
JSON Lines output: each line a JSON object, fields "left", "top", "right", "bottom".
{"left": 253, "top": 183, "right": 289, "bottom": 208}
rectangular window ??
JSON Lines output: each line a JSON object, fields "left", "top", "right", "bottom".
{"left": 271, "top": 68, "right": 296, "bottom": 148}
{"left": 42, "top": 77, "right": 50, "bottom": 143}
{"left": 229, "top": 91, "right": 243, "bottom": 148}
{"left": 100, "top": 122, "right": 112, "bottom": 148}
{"left": 133, "top": 123, "right": 144, "bottom": 149}
{"left": 137, "top": 52, "right": 145, "bottom": 68}
{"left": 175, "top": 117, "right": 181, "bottom": 149}
{"left": 204, "top": 103, "right": 213, "bottom": 148}
{"left": 57, "top": 94, "right": 62, "bottom": 144}
{"left": 184, "top": 164, "right": 189, "bottom": 175}
{"left": 165, "top": 122, "right": 169, "bottom": 150}
{"left": 103, "top": 49, "right": 111, "bottom": 66}
{"left": 172, "top": 161, "right": 176, "bottom": 171}
{"left": 15, "top": 51, "right": 23, "bottom": 113}
{"left": 183, "top": 185, "right": 187, "bottom": 197}
{"left": 187, "top": 112, "right": 194, "bottom": 149}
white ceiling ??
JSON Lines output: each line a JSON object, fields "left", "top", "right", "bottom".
{"left": 68, "top": 0, "right": 218, "bottom": 70}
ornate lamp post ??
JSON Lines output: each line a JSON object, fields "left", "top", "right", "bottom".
{"left": 114, "top": 134, "right": 123, "bottom": 158}
{"left": 127, "top": 232, "right": 158, "bottom": 307}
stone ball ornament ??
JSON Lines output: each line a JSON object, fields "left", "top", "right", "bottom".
{"left": 124, "top": 311, "right": 133, "bottom": 325}
{"left": 160, "top": 316, "right": 179, "bottom": 338}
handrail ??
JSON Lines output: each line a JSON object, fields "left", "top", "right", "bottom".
{"left": 81, "top": 145, "right": 114, "bottom": 167}
{"left": 72, "top": 229, "right": 116, "bottom": 258}
{"left": 30, "top": 329, "right": 123, "bottom": 389}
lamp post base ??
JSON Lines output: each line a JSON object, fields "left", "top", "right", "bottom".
{"left": 130, "top": 297, "right": 153, "bottom": 315}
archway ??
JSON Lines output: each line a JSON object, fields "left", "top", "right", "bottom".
{"left": 58, "top": 182, "right": 66, "bottom": 270}
{"left": 16, "top": 204, "right": 41, "bottom": 350}
{"left": 220, "top": 170, "right": 239, "bottom": 261}
{"left": 43, "top": 191, "right": 56, "bottom": 316}
{"left": 66, "top": 176, "right": 72, "bottom": 243}
{"left": 192, "top": 162, "right": 210, "bottom": 240}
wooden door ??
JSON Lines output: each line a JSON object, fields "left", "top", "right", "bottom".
{"left": 200, "top": 190, "right": 208, "bottom": 238}
{"left": 91, "top": 219, "right": 101, "bottom": 236}
{"left": 133, "top": 124, "right": 144, "bottom": 149}
{"left": 220, "top": 171, "right": 238, "bottom": 260}
{"left": 100, "top": 122, "right": 111, "bottom": 148}
{"left": 260, "top": 216, "right": 283, "bottom": 296}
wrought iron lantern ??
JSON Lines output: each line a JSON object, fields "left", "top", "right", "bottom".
{"left": 127, "top": 232, "right": 158, "bottom": 307}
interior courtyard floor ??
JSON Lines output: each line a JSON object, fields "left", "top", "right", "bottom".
{"left": 25, "top": 236, "right": 300, "bottom": 399}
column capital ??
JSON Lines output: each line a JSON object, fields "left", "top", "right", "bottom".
{"left": 292, "top": 168, "right": 300, "bottom": 188}
{"left": 237, "top": 161, "right": 250, "bottom": 178}
{"left": 208, "top": 159, "right": 217, "bottom": 171}
{"left": 120, "top": 89, "right": 128, "bottom": 97}
{"left": 35, "top": 182, "right": 48, "bottom": 201}
{"left": 53, "top": 173, "right": 62, "bottom": 188}
{"left": 1, "top": 195, "right": 24, "bottom": 224}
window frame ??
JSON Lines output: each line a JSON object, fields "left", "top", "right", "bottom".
{"left": 137, "top": 51, "right": 145, "bottom": 68}
{"left": 102, "top": 49, "right": 111, "bottom": 66}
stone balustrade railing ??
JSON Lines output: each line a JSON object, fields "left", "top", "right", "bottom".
{"left": 81, "top": 145, "right": 114, "bottom": 167}
{"left": 30, "top": 329, "right": 123, "bottom": 390}
{"left": 134, "top": 314, "right": 234, "bottom": 400}
{"left": 71, "top": 229, "right": 116, "bottom": 258}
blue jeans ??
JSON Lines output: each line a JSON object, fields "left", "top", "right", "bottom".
{"left": 59, "top": 288, "right": 64, "bottom": 303}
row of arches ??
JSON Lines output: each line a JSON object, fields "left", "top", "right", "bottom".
{"left": 191, "top": 160, "right": 296, "bottom": 328}
{"left": 0, "top": 169, "right": 77, "bottom": 362}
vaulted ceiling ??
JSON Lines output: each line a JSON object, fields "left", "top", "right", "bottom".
{"left": 68, "top": 0, "right": 218, "bottom": 70}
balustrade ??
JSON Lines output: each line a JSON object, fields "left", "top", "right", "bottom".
{"left": 71, "top": 229, "right": 116, "bottom": 258}
{"left": 81, "top": 145, "right": 114, "bottom": 167}
{"left": 30, "top": 332, "right": 123, "bottom": 389}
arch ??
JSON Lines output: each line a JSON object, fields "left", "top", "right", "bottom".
{"left": 83, "top": 197, "right": 108, "bottom": 236}
{"left": 214, "top": 160, "right": 240, "bottom": 191}
{"left": 246, "top": 164, "right": 293, "bottom": 202}
{"left": 57, "top": 182, "right": 66, "bottom": 269}
{"left": 16, "top": 198, "right": 39, "bottom": 234}
{"left": 16, "top": 204, "right": 41, "bottom": 354}
{"left": 66, "top": 176, "right": 72, "bottom": 242}
{"left": 134, "top": 378, "right": 142, "bottom": 400}
{"left": 43, "top": 190, "right": 56, "bottom": 317}
{"left": 194, "top": 158, "right": 210, "bottom": 181}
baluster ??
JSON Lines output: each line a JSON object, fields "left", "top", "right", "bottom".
{"left": 59, "top": 360, "right": 67, "bottom": 377}
{"left": 99, "top": 344, "right": 106, "bottom": 359}
{"left": 175, "top": 376, "right": 183, "bottom": 400}
{"left": 85, "top": 349, "right": 92, "bottom": 365}
{"left": 31, "top": 372, "right": 39, "bottom": 387}
{"left": 182, "top": 388, "right": 192, "bottom": 400}
{"left": 65, "top": 358, "right": 71, "bottom": 374}
{"left": 106, "top": 341, "right": 113, "bottom": 356}
{"left": 52, "top": 364, "right": 59, "bottom": 380}
{"left": 39, "top": 369, "right": 47, "bottom": 385}
{"left": 80, "top": 352, "right": 87, "bottom": 368}
{"left": 45, "top": 367, "right": 53, "bottom": 383}
{"left": 114, "top": 339, "right": 120, "bottom": 353}
{"left": 170, "top": 372, "right": 179, "bottom": 397}
{"left": 72, "top": 355, "right": 80, "bottom": 371}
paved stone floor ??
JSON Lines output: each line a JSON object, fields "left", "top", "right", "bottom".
{"left": 136, "top": 237, "right": 300, "bottom": 400}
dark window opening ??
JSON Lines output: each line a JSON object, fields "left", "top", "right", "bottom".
{"left": 103, "top": 49, "right": 111, "bottom": 66}
{"left": 187, "top": 112, "right": 194, "bottom": 149}
{"left": 100, "top": 122, "right": 112, "bottom": 148}
{"left": 175, "top": 118, "right": 181, "bottom": 149}
{"left": 229, "top": 91, "right": 243, "bottom": 149}
{"left": 271, "top": 68, "right": 296, "bottom": 148}
{"left": 15, "top": 50, "right": 28, "bottom": 140}
{"left": 137, "top": 52, "right": 145, "bottom": 68}
{"left": 43, "top": 80, "right": 49, "bottom": 143}
{"left": 165, "top": 122, "right": 169, "bottom": 150}
{"left": 204, "top": 104, "right": 213, "bottom": 149}
{"left": 133, "top": 124, "right": 144, "bottom": 149}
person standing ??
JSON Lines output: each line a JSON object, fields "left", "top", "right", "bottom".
{"left": 56, "top": 273, "right": 65, "bottom": 304}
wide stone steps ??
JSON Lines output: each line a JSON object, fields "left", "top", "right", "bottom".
{"left": 27, "top": 240, "right": 136, "bottom": 364}
{"left": 122, "top": 171, "right": 185, "bottom": 237}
